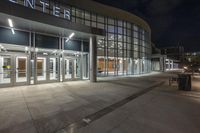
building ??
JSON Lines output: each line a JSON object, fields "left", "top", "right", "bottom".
{"left": 0, "top": 0, "right": 151, "bottom": 87}
{"left": 185, "top": 52, "right": 200, "bottom": 63}
{"left": 151, "top": 43, "right": 166, "bottom": 72}
{"left": 160, "top": 46, "right": 184, "bottom": 70}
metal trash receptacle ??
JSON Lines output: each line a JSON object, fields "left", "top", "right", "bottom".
{"left": 178, "top": 74, "right": 191, "bottom": 91}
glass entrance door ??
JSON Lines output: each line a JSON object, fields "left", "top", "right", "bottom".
{"left": 0, "top": 54, "right": 29, "bottom": 87}
{"left": 36, "top": 57, "right": 47, "bottom": 81}
{"left": 0, "top": 55, "right": 12, "bottom": 87}
{"left": 15, "top": 56, "right": 28, "bottom": 83}
{"left": 49, "top": 57, "right": 59, "bottom": 80}
{"left": 36, "top": 56, "right": 59, "bottom": 83}
{"left": 64, "top": 58, "right": 81, "bottom": 80}
{"left": 15, "top": 55, "right": 29, "bottom": 85}
{"left": 64, "top": 59, "right": 73, "bottom": 79}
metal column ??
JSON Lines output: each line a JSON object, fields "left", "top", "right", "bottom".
{"left": 90, "top": 36, "right": 97, "bottom": 82}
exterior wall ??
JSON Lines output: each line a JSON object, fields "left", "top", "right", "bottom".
{"left": 58, "top": 1, "right": 151, "bottom": 76}
{"left": 2, "top": 0, "right": 152, "bottom": 77}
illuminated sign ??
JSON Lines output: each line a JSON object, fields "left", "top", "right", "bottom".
{"left": 8, "top": 0, "right": 71, "bottom": 20}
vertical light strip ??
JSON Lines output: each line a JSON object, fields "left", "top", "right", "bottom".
{"left": 8, "top": 19, "right": 13, "bottom": 27}
{"left": 11, "top": 28, "right": 15, "bottom": 34}
{"left": 8, "top": 18, "right": 15, "bottom": 34}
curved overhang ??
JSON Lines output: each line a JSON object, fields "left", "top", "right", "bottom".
{"left": 0, "top": 0, "right": 105, "bottom": 38}
{"left": 59, "top": 0, "right": 151, "bottom": 33}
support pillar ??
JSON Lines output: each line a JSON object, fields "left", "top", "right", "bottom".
{"left": 167, "top": 59, "right": 170, "bottom": 70}
{"left": 90, "top": 36, "right": 97, "bottom": 82}
{"left": 171, "top": 60, "right": 174, "bottom": 70}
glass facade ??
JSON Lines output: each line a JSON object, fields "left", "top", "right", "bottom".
{"left": 69, "top": 6, "right": 151, "bottom": 76}
{"left": 0, "top": 27, "right": 90, "bottom": 87}
{"left": 1, "top": 0, "right": 152, "bottom": 88}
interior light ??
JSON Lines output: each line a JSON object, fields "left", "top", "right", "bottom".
{"left": 35, "top": 48, "right": 38, "bottom": 52}
{"left": 135, "top": 59, "right": 138, "bottom": 64}
{"left": 65, "top": 32, "right": 75, "bottom": 42}
{"left": 53, "top": 50, "right": 57, "bottom": 53}
{"left": 11, "top": 28, "right": 15, "bottom": 34}
{"left": 69, "top": 32, "right": 75, "bottom": 39}
{"left": 43, "top": 53, "right": 48, "bottom": 55}
{"left": 8, "top": 19, "right": 14, "bottom": 27}
{"left": 25, "top": 47, "right": 28, "bottom": 51}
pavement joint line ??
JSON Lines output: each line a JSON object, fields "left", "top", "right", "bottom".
{"left": 56, "top": 81, "right": 165, "bottom": 133}
{"left": 20, "top": 88, "right": 40, "bottom": 133}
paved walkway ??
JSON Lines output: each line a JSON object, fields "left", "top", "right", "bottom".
{"left": 1, "top": 72, "right": 200, "bottom": 133}
{"left": 69, "top": 73, "right": 200, "bottom": 133}
{"left": 0, "top": 73, "right": 161, "bottom": 133}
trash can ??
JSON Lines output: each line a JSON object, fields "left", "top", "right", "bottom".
{"left": 178, "top": 74, "right": 191, "bottom": 91}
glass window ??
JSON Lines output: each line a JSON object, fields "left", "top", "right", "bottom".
{"left": 97, "top": 23, "right": 104, "bottom": 29}
{"left": 141, "top": 46, "right": 145, "bottom": 53}
{"left": 76, "top": 9, "right": 84, "bottom": 18}
{"left": 127, "top": 50, "right": 131, "bottom": 58}
{"left": 108, "top": 33, "right": 114, "bottom": 40}
{"left": 118, "top": 50, "right": 123, "bottom": 57}
{"left": 142, "top": 35, "right": 145, "bottom": 40}
{"left": 134, "top": 45, "right": 139, "bottom": 51}
{"left": 76, "top": 18, "right": 84, "bottom": 24}
{"left": 92, "top": 22, "right": 96, "bottom": 27}
{"left": 118, "top": 20, "right": 123, "bottom": 27}
{"left": 118, "top": 42, "right": 123, "bottom": 49}
{"left": 142, "top": 41, "right": 145, "bottom": 47}
{"left": 85, "top": 20, "right": 90, "bottom": 26}
{"left": 85, "top": 11, "right": 90, "bottom": 20}
{"left": 134, "top": 38, "right": 139, "bottom": 45}
{"left": 134, "top": 31, "right": 139, "bottom": 38}
{"left": 123, "top": 28, "right": 127, "bottom": 35}
{"left": 72, "top": 7, "right": 76, "bottom": 16}
{"left": 127, "top": 37, "right": 131, "bottom": 43}
{"left": 108, "top": 18, "right": 114, "bottom": 25}
{"left": 72, "top": 16, "right": 75, "bottom": 23}
{"left": 123, "top": 36, "right": 127, "bottom": 42}
{"left": 108, "top": 41, "right": 114, "bottom": 48}
{"left": 97, "top": 39, "right": 105, "bottom": 48}
{"left": 97, "top": 16, "right": 104, "bottom": 23}
{"left": 123, "top": 21, "right": 127, "bottom": 27}
{"left": 118, "top": 35, "right": 122, "bottom": 42}
{"left": 123, "top": 42, "right": 127, "bottom": 49}
{"left": 134, "top": 51, "right": 139, "bottom": 58}
{"left": 97, "top": 48, "right": 105, "bottom": 56}
{"left": 92, "top": 14, "right": 96, "bottom": 21}
{"left": 133, "top": 25, "right": 138, "bottom": 31}
{"left": 127, "top": 29, "right": 131, "bottom": 36}
{"left": 127, "top": 22, "right": 131, "bottom": 29}
{"left": 118, "top": 27, "right": 123, "bottom": 34}
{"left": 127, "top": 43, "right": 132, "bottom": 50}
{"left": 108, "top": 25, "right": 115, "bottom": 33}
{"left": 108, "top": 48, "right": 116, "bottom": 57}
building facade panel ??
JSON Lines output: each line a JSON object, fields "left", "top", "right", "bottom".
{"left": 0, "top": 0, "right": 152, "bottom": 87}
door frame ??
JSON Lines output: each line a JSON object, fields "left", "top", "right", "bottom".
{"left": 62, "top": 57, "right": 82, "bottom": 81}
{"left": 35, "top": 55, "right": 60, "bottom": 84}
{"left": 0, "top": 52, "right": 30, "bottom": 88}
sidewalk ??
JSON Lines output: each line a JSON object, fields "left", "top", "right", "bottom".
{"left": 1, "top": 72, "right": 199, "bottom": 133}
{"left": 71, "top": 74, "right": 200, "bottom": 133}
{"left": 0, "top": 73, "right": 161, "bottom": 133}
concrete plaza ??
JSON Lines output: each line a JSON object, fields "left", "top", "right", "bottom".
{"left": 0, "top": 72, "right": 200, "bottom": 133}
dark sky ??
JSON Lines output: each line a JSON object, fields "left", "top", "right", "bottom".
{"left": 94, "top": 0, "right": 200, "bottom": 52}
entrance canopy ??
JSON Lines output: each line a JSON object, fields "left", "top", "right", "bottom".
{"left": 0, "top": 0, "right": 105, "bottom": 39}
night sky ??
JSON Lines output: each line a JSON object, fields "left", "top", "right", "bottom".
{"left": 94, "top": 0, "right": 200, "bottom": 52}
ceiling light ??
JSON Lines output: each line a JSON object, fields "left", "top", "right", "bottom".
{"left": 65, "top": 33, "right": 75, "bottom": 42}
{"left": 69, "top": 32, "right": 75, "bottom": 39}
{"left": 25, "top": 47, "right": 28, "bottom": 51}
{"left": 8, "top": 19, "right": 13, "bottom": 28}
